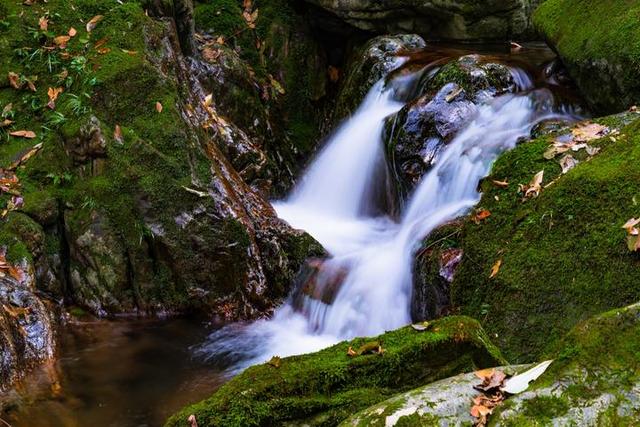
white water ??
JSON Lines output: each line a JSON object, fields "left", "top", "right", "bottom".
{"left": 197, "top": 59, "right": 577, "bottom": 368}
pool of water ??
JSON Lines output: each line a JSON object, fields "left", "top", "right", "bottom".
{"left": 0, "top": 318, "right": 226, "bottom": 427}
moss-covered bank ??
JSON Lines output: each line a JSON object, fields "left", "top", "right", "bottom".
{"left": 166, "top": 316, "right": 505, "bottom": 427}
{"left": 447, "top": 112, "right": 640, "bottom": 361}
{"left": 534, "top": 0, "right": 640, "bottom": 113}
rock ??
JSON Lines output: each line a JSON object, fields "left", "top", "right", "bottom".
{"left": 63, "top": 115, "right": 107, "bottom": 176}
{"left": 342, "top": 365, "right": 528, "bottom": 426}
{"left": 534, "top": 0, "right": 640, "bottom": 113}
{"left": 495, "top": 303, "right": 640, "bottom": 425}
{"left": 334, "top": 34, "right": 426, "bottom": 121}
{"left": 0, "top": 258, "right": 55, "bottom": 387}
{"left": 450, "top": 111, "right": 640, "bottom": 361}
{"left": 385, "top": 55, "right": 515, "bottom": 196}
{"left": 166, "top": 316, "right": 505, "bottom": 427}
{"left": 304, "top": 0, "right": 543, "bottom": 41}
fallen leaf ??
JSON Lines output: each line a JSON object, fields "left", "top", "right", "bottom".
{"left": 267, "top": 356, "right": 281, "bottom": 368}
{"left": 585, "top": 145, "right": 600, "bottom": 156}
{"left": 86, "top": 15, "right": 104, "bottom": 32}
{"left": 9, "top": 130, "right": 36, "bottom": 139}
{"left": 155, "top": 101, "right": 163, "bottom": 113}
{"left": 328, "top": 65, "right": 340, "bottom": 83}
{"left": 215, "top": 36, "right": 225, "bottom": 45}
{"left": 501, "top": 360, "right": 553, "bottom": 394}
{"left": 2, "top": 103, "right": 12, "bottom": 117}
{"left": 94, "top": 38, "right": 108, "bottom": 49}
{"left": 268, "top": 74, "right": 285, "bottom": 95}
{"left": 8, "top": 72, "right": 20, "bottom": 89}
{"left": 187, "top": 414, "right": 198, "bottom": 427}
{"left": 54, "top": 35, "right": 71, "bottom": 47}
{"left": 47, "top": 86, "right": 64, "bottom": 109}
{"left": 121, "top": 49, "right": 138, "bottom": 55}
{"left": 559, "top": 154, "right": 578, "bottom": 174}
{"left": 473, "top": 209, "right": 491, "bottom": 224}
{"left": 474, "top": 368, "right": 495, "bottom": 380}
{"left": 411, "top": 321, "right": 430, "bottom": 331}
{"left": 489, "top": 259, "right": 502, "bottom": 279}
{"left": 475, "top": 370, "right": 507, "bottom": 392}
{"left": 68, "top": 27, "right": 77, "bottom": 37}
{"left": 347, "top": 346, "right": 357, "bottom": 357}
{"left": 97, "top": 47, "right": 111, "bottom": 54}
{"left": 622, "top": 218, "right": 640, "bottom": 234}
{"left": 39, "top": 16, "right": 48, "bottom": 31}
{"left": 114, "top": 124, "right": 123, "bottom": 144}
{"left": 9, "top": 142, "right": 43, "bottom": 169}
{"left": 520, "top": 170, "right": 544, "bottom": 199}
{"left": 470, "top": 404, "right": 492, "bottom": 417}
{"left": 572, "top": 122, "right": 608, "bottom": 142}
{"left": 492, "top": 179, "right": 509, "bottom": 188}
{"left": 0, "top": 119, "right": 13, "bottom": 128}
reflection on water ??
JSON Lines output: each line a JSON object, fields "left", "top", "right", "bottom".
{"left": 1, "top": 319, "right": 225, "bottom": 427}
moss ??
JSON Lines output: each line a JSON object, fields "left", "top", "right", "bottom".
{"left": 534, "top": 0, "right": 640, "bottom": 113}
{"left": 451, "top": 114, "right": 640, "bottom": 361}
{"left": 193, "top": 0, "right": 244, "bottom": 36}
{"left": 166, "top": 316, "right": 505, "bottom": 427}
{"left": 521, "top": 396, "right": 569, "bottom": 419}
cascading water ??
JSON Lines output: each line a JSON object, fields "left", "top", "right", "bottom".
{"left": 197, "top": 53, "right": 579, "bottom": 369}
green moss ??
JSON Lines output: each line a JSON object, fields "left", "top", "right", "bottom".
{"left": 521, "top": 396, "right": 569, "bottom": 419}
{"left": 166, "top": 316, "right": 505, "bottom": 427}
{"left": 534, "top": 0, "right": 640, "bottom": 112}
{"left": 451, "top": 114, "right": 640, "bottom": 361}
{"left": 194, "top": 0, "right": 244, "bottom": 35}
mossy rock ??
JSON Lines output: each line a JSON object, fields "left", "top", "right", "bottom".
{"left": 165, "top": 316, "right": 505, "bottom": 427}
{"left": 534, "top": 0, "right": 640, "bottom": 113}
{"left": 450, "top": 111, "right": 640, "bottom": 361}
{"left": 493, "top": 303, "right": 640, "bottom": 425}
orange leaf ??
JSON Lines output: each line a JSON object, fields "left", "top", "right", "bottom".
{"left": 473, "top": 209, "right": 491, "bottom": 224}
{"left": 39, "top": 17, "right": 48, "bottom": 31}
{"left": 68, "top": 27, "right": 77, "bottom": 37}
{"left": 489, "top": 259, "right": 502, "bottom": 279}
{"left": 9, "top": 130, "right": 36, "bottom": 139}
{"left": 474, "top": 368, "right": 495, "bottom": 380}
{"left": 86, "top": 15, "right": 104, "bottom": 32}
{"left": 7, "top": 72, "right": 20, "bottom": 89}
{"left": 155, "top": 101, "right": 163, "bottom": 113}
{"left": 47, "top": 86, "right": 64, "bottom": 109}
{"left": 54, "top": 35, "right": 71, "bottom": 47}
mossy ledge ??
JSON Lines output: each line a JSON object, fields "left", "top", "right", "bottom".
{"left": 534, "top": 0, "right": 640, "bottom": 113}
{"left": 448, "top": 112, "right": 640, "bottom": 361}
{"left": 165, "top": 316, "right": 505, "bottom": 427}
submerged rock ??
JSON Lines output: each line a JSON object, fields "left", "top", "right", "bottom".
{"left": 303, "top": 0, "right": 543, "bottom": 41}
{"left": 166, "top": 316, "right": 505, "bottom": 427}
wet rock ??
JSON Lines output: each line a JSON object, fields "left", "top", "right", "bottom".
{"left": 343, "top": 365, "right": 528, "bottom": 426}
{"left": 166, "top": 316, "right": 505, "bottom": 427}
{"left": 304, "top": 0, "right": 543, "bottom": 41}
{"left": 385, "top": 55, "right": 515, "bottom": 196}
{"left": 63, "top": 116, "right": 107, "bottom": 176}
{"left": 0, "top": 259, "right": 55, "bottom": 388}
{"left": 334, "top": 34, "right": 426, "bottom": 121}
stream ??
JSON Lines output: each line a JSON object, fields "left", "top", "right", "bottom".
{"left": 1, "top": 44, "right": 583, "bottom": 426}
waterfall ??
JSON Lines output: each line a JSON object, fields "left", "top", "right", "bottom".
{"left": 196, "top": 57, "right": 578, "bottom": 369}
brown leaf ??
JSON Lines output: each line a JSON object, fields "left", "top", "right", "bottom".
{"left": 622, "top": 218, "right": 640, "bottom": 235}
{"left": 476, "top": 370, "right": 507, "bottom": 392}
{"left": 155, "top": 101, "right": 163, "bottom": 113}
{"left": 523, "top": 170, "right": 544, "bottom": 199}
{"left": 86, "top": 15, "right": 104, "bottom": 32}
{"left": 97, "top": 47, "right": 111, "bottom": 54}
{"left": 489, "top": 259, "right": 502, "bottom": 279}
{"left": 9, "top": 130, "right": 36, "bottom": 139}
{"left": 47, "top": 86, "right": 64, "bottom": 109}
{"left": 68, "top": 27, "right": 77, "bottom": 37}
{"left": 347, "top": 346, "right": 357, "bottom": 357}
{"left": 559, "top": 154, "right": 578, "bottom": 174}
{"left": 572, "top": 122, "right": 608, "bottom": 142}
{"left": 94, "top": 38, "right": 108, "bottom": 49}
{"left": 0, "top": 119, "right": 13, "bottom": 128}
{"left": 473, "top": 209, "right": 491, "bottom": 224}
{"left": 54, "top": 35, "right": 71, "bottom": 47}
{"left": 328, "top": 66, "right": 340, "bottom": 83}
{"left": 474, "top": 368, "right": 495, "bottom": 380}
{"left": 114, "top": 125, "right": 123, "bottom": 144}
{"left": 492, "top": 179, "right": 509, "bottom": 188}
{"left": 39, "top": 16, "right": 48, "bottom": 31}
{"left": 8, "top": 72, "right": 20, "bottom": 89}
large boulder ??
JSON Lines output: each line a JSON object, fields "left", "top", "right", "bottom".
{"left": 534, "top": 0, "right": 640, "bottom": 114}
{"left": 0, "top": 0, "right": 323, "bottom": 324}
{"left": 444, "top": 111, "right": 640, "bottom": 361}
{"left": 304, "top": 0, "right": 543, "bottom": 41}
{"left": 344, "top": 303, "right": 640, "bottom": 426}
{"left": 166, "top": 316, "right": 505, "bottom": 426}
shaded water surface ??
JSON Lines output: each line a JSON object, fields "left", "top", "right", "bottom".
{"left": 1, "top": 319, "right": 225, "bottom": 427}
